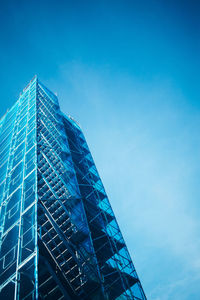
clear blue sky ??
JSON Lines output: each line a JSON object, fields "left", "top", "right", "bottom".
{"left": 0, "top": 1, "right": 200, "bottom": 299}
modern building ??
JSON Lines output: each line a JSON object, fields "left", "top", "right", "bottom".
{"left": 0, "top": 77, "right": 146, "bottom": 300}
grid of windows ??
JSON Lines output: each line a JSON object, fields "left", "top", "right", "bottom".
{"left": 0, "top": 77, "right": 146, "bottom": 300}
{"left": 0, "top": 78, "right": 37, "bottom": 299}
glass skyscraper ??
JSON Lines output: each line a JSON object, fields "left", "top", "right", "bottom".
{"left": 0, "top": 77, "right": 146, "bottom": 300}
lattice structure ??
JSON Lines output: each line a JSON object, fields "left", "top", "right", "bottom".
{"left": 0, "top": 77, "right": 146, "bottom": 299}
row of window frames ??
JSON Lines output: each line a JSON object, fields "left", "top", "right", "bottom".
{"left": 37, "top": 90, "right": 56, "bottom": 108}
{"left": 3, "top": 194, "right": 36, "bottom": 239}
{"left": 37, "top": 94, "right": 57, "bottom": 112}
{"left": 39, "top": 119, "right": 66, "bottom": 150}
{"left": 0, "top": 140, "right": 35, "bottom": 174}
{"left": 15, "top": 130, "right": 35, "bottom": 150}
{"left": 37, "top": 98, "right": 62, "bottom": 126}
{"left": 5, "top": 186, "right": 35, "bottom": 222}
{"left": 0, "top": 143, "right": 35, "bottom": 177}
{"left": 16, "top": 115, "right": 35, "bottom": 132}
{"left": 38, "top": 85, "right": 58, "bottom": 104}
{"left": 0, "top": 164, "right": 35, "bottom": 201}
{"left": 19, "top": 101, "right": 35, "bottom": 118}
{"left": 0, "top": 124, "right": 36, "bottom": 159}
{"left": 0, "top": 118, "right": 34, "bottom": 151}
{"left": 1, "top": 92, "right": 34, "bottom": 132}
{"left": 1, "top": 226, "right": 35, "bottom": 270}
{"left": 10, "top": 160, "right": 35, "bottom": 185}
{"left": 15, "top": 114, "right": 36, "bottom": 136}
{"left": 0, "top": 159, "right": 35, "bottom": 188}
{"left": 17, "top": 101, "right": 34, "bottom": 119}
{"left": 38, "top": 99, "right": 60, "bottom": 124}
{"left": 11, "top": 102, "right": 36, "bottom": 131}
{"left": 10, "top": 132, "right": 34, "bottom": 159}
{"left": 0, "top": 112, "right": 36, "bottom": 153}
{"left": 0, "top": 149, "right": 54, "bottom": 190}
{"left": 20, "top": 84, "right": 36, "bottom": 98}
{"left": 0, "top": 99, "right": 36, "bottom": 137}
{"left": 0, "top": 160, "right": 34, "bottom": 194}
{"left": 15, "top": 125, "right": 36, "bottom": 148}
{"left": 38, "top": 105, "right": 62, "bottom": 130}
{"left": 19, "top": 92, "right": 36, "bottom": 109}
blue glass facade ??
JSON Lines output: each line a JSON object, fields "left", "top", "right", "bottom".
{"left": 0, "top": 77, "right": 146, "bottom": 299}
{"left": 0, "top": 78, "right": 37, "bottom": 299}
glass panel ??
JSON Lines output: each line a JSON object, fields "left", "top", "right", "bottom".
{"left": 20, "top": 206, "right": 36, "bottom": 262}
{"left": 0, "top": 78, "right": 37, "bottom": 300}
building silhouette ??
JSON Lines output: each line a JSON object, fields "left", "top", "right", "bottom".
{"left": 0, "top": 77, "right": 146, "bottom": 299}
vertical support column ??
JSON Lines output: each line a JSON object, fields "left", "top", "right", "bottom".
{"left": 14, "top": 87, "right": 31, "bottom": 300}
{"left": 34, "top": 77, "right": 38, "bottom": 300}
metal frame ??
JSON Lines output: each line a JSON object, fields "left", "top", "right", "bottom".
{"left": 0, "top": 77, "right": 146, "bottom": 300}
{"left": 0, "top": 76, "right": 38, "bottom": 299}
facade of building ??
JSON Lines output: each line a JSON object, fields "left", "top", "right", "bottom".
{"left": 0, "top": 77, "right": 146, "bottom": 300}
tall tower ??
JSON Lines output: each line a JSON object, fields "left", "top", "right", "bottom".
{"left": 0, "top": 77, "right": 146, "bottom": 300}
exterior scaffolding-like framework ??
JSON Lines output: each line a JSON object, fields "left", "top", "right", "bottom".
{"left": 0, "top": 77, "right": 146, "bottom": 300}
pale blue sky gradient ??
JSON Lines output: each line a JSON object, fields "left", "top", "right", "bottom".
{"left": 0, "top": 1, "right": 200, "bottom": 299}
